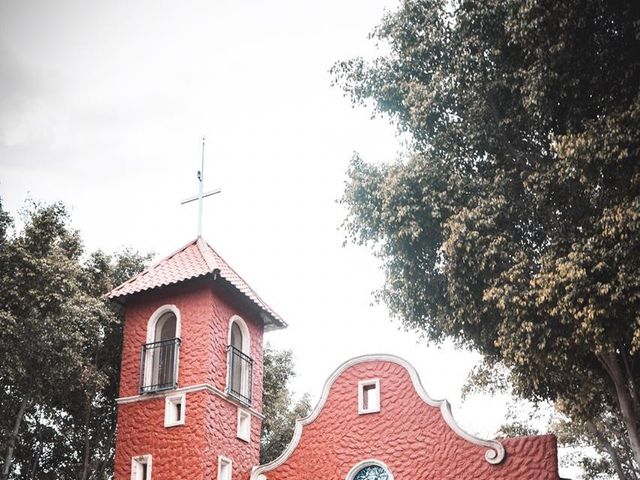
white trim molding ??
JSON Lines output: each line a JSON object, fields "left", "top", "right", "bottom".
{"left": 116, "top": 383, "right": 264, "bottom": 419}
{"left": 226, "top": 315, "right": 252, "bottom": 402}
{"left": 130, "top": 454, "right": 152, "bottom": 480}
{"left": 358, "top": 378, "right": 380, "bottom": 414}
{"left": 227, "top": 315, "right": 251, "bottom": 354}
{"left": 345, "top": 459, "right": 394, "bottom": 480}
{"left": 237, "top": 407, "right": 251, "bottom": 442}
{"left": 217, "top": 455, "right": 233, "bottom": 480}
{"left": 250, "top": 354, "right": 505, "bottom": 480}
{"left": 146, "top": 304, "right": 181, "bottom": 343}
{"left": 164, "top": 392, "right": 186, "bottom": 427}
{"left": 142, "top": 305, "right": 181, "bottom": 391}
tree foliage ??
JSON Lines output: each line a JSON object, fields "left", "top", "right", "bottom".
{"left": 334, "top": 0, "right": 640, "bottom": 474}
{"left": 260, "top": 345, "right": 310, "bottom": 464}
{"left": 0, "top": 199, "right": 150, "bottom": 479}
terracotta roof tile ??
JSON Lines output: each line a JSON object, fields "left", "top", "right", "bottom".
{"left": 108, "top": 237, "right": 286, "bottom": 330}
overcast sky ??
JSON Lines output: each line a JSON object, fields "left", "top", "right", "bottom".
{"left": 0, "top": 1, "right": 576, "bottom": 476}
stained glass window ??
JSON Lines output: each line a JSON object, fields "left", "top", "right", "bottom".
{"left": 353, "top": 465, "right": 390, "bottom": 480}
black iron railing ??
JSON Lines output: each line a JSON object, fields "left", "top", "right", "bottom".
{"left": 140, "top": 338, "right": 181, "bottom": 394}
{"left": 226, "top": 345, "right": 253, "bottom": 405}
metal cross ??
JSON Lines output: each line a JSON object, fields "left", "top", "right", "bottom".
{"left": 180, "top": 136, "right": 221, "bottom": 237}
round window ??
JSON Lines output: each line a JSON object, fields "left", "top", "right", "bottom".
{"left": 353, "top": 465, "right": 390, "bottom": 480}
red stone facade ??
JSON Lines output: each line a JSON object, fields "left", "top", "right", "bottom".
{"left": 111, "top": 238, "right": 561, "bottom": 480}
{"left": 252, "top": 357, "right": 560, "bottom": 480}
{"left": 114, "top": 282, "right": 264, "bottom": 480}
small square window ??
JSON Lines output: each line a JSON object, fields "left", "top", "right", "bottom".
{"left": 358, "top": 379, "right": 380, "bottom": 414}
{"left": 131, "top": 454, "right": 152, "bottom": 480}
{"left": 165, "top": 392, "right": 186, "bottom": 427}
{"left": 218, "top": 456, "right": 232, "bottom": 480}
{"left": 237, "top": 407, "right": 251, "bottom": 442}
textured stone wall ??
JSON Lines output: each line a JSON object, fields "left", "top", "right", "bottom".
{"left": 114, "top": 283, "right": 263, "bottom": 479}
{"left": 202, "top": 392, "right": 264, "bottom": 480}
{"left": 114, "top": 390, "right": 263, "bottom": 480}
{"left": 114, "top": 392, "right": 207, "bottom": 479}
{"left": 261, "top": 360, "right": 559, "bottom": 480}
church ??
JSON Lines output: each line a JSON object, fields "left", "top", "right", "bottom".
{"left": 108, "top": 236, "right": 563, "bottom": 479}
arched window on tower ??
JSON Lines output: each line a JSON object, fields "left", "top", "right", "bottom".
{"left": 140, "top": 307, "right": 181, "bottom": 394}
{"left": 226, "top": 316, "right": 252, "bottom": 405}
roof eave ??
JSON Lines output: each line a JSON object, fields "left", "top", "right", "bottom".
{"left": 109, "top": 273, "right": 288, "bottom": 331}
{"left": 261, "top": 311, "right": 288, "bottom": 332}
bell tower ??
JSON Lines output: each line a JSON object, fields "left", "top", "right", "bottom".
{"left": 109, "top": 237, "right": 286, "bottom": 480}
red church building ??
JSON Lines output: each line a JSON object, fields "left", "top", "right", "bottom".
{"left": 109, "top": 237, "right": 563, "bottom": 480}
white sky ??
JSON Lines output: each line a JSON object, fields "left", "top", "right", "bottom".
{"left": 0, "top": 1, "right": 576, "bottom": 477}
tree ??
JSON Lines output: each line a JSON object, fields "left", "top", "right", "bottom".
{"left": 555, "top": 412, "right": 640, "bottom": 480}
{"left": 0, "top": 199, "right": 150, "bottom": 479}
{"left": 333, "top": 0, "right": 640, "bottom": 473}
{"left": 488, "top": 388, "right": 638, "bottom": 480}
{"left": 260, "top": 345, "right": 311, "bottom": 464}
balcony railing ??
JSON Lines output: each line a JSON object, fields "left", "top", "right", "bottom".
{"left": 226, "top": 345, "right": 253, "bottom": 405}
{"left": 140, "top": 338, "right": 181, "bottom": 394}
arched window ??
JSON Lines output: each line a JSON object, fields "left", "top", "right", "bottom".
{"left": 353, "top": 466, "right": 389, "bottom": 480}
{"left": 346, "top": 461, "right": 393, "bottom": 480}
{"left": 141, "top": 306, "right": 181, "bottom": 394}
{"left": 155, "top": 311, "right": 177, "bottom": 342}
{"left": 230, "top": 321, "right": 243, "bottom": 350}
{"left": 227, "top": 316, "right": 252, "bottom": 404}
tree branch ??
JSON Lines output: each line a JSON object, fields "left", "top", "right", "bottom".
{"left": 622, "top": 351, "right": 640, "bottom": 414}
{"left": 598, "top": 351, "right": 640, "bottom": 468}
{"left": 1, "top": 398, "right": 29, "bottom": 480}
{"left": 586, "top": 420, "right": 627, "bottom": 480}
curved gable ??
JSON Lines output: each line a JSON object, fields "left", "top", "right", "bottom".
{"left": 252, "top": 354, "right": 558, "bottom": 480}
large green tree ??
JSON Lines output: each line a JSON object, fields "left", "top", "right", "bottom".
{"left": 260, "top": 345, "right": 310, "bottom": 464}
{"left": 0, "top": 199, "right": 150, "bottom": 479}
{"left": 333, "top": 0, "right": 640, "bottom": 474}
